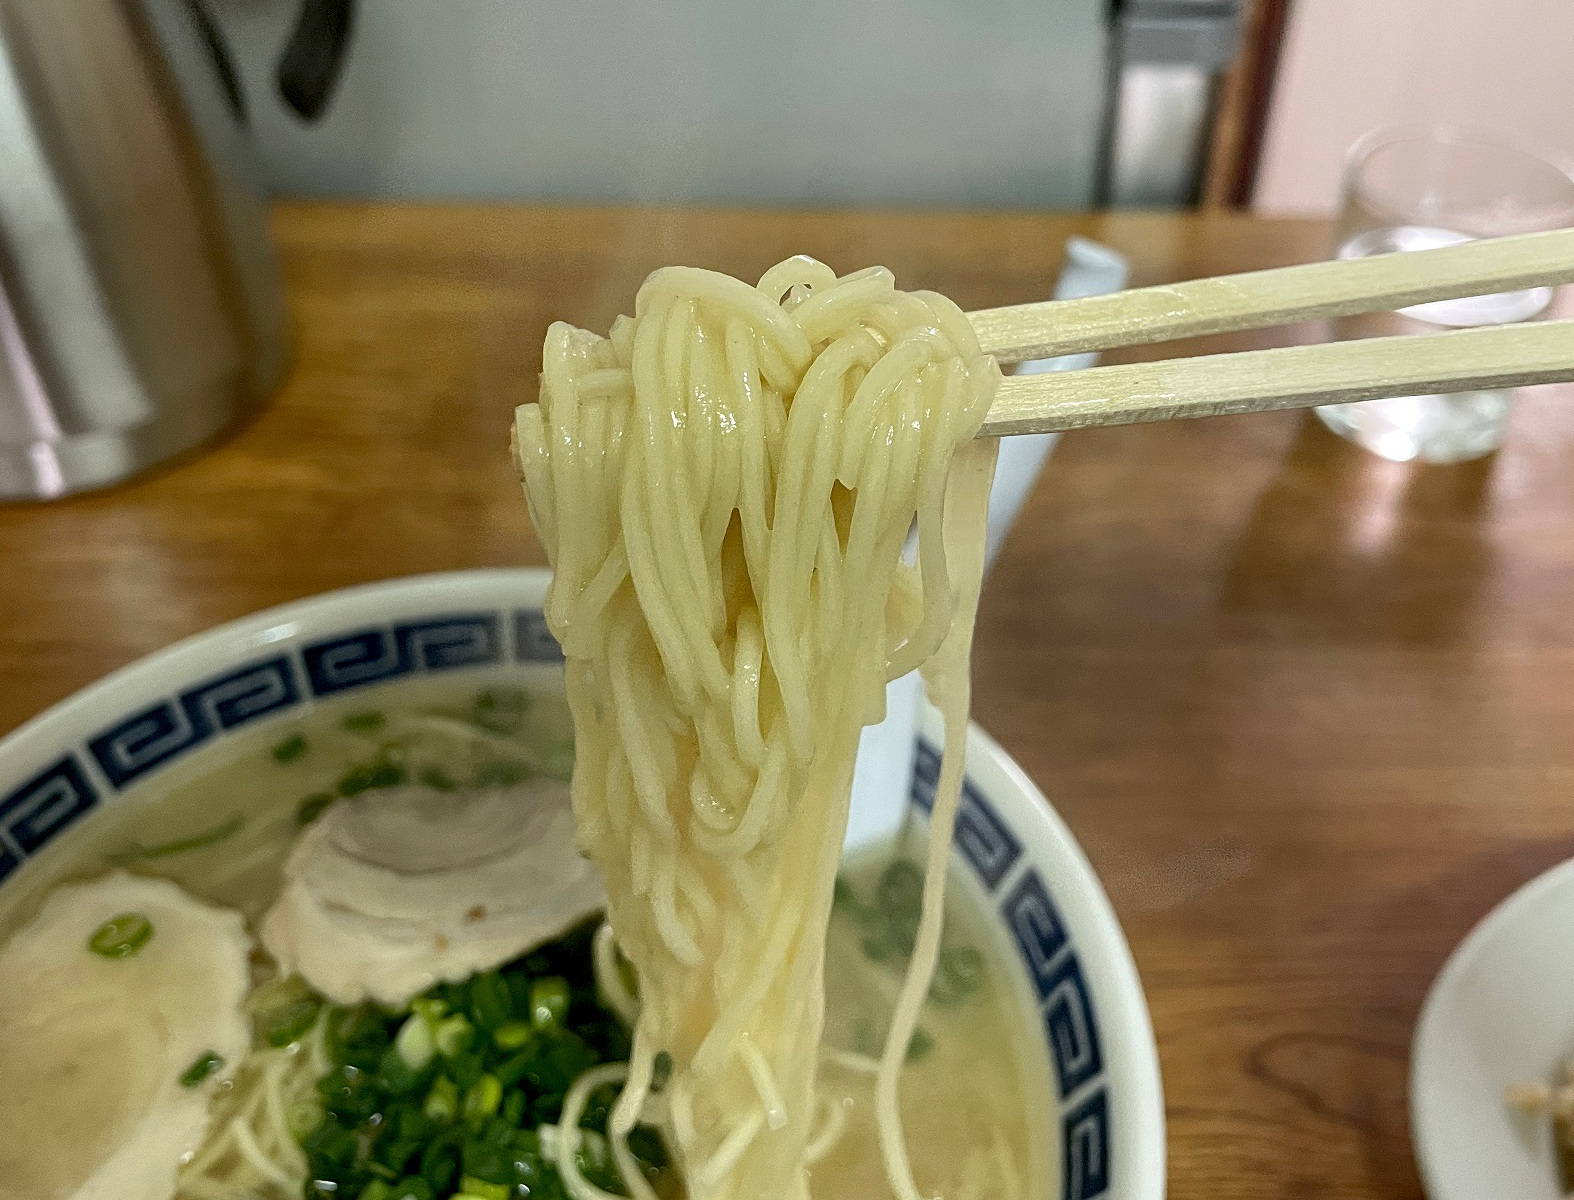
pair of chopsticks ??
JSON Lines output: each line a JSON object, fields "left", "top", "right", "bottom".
{"left": 969, "top": 227, "right": 1574, "bottom": 438}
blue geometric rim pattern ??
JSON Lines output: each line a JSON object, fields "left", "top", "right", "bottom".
{"left": 913, "top": 741, "right": 1110, "bottom": 1200}
{"left": 0, "top": 609, "right": 1109, "bottom": 1200}
{"left": 0, "top": 610, "right": 562, "bottom": 883}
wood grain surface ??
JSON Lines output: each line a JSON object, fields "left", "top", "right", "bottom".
{"left": 5, "top": 203, "right": 1574, "bottom": 1199}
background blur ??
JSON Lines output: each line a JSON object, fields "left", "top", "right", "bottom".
{"left": 1255, "top": 0, "right": 1574, "bottom": 214}
{"left": 206, "top": 0, "right": 1574, "bottom": 215}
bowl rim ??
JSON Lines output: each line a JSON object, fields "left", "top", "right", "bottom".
{"left": 0, "top": 567, "right": 1165, "bottom": 1200}
{"left": 0, "top": 568, "right": 548, "bottom": 782}
{"left": 956, "top": 715, "right": 1167, "bottom": 1200}
{"left": 1410, "top": 854, "right": 1574, "bottom": 1200}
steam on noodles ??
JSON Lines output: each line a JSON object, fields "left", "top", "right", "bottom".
{"left": 513, "top": 256, "right": 1000, "bottom": 1199}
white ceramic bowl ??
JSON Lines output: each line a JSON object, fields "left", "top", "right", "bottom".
{"left": 0, "top": 568, "right": 1164, "bottom": 1200}
{"left": 1412, "top": 857, "right": 1574, "bottom": 1200}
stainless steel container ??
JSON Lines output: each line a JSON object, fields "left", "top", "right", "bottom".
{"left": 0, "top": 0, "right": 351, "bottom": 499}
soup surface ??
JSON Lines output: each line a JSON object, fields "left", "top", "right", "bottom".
{"left": 0, "top": 673, "right": 1053, "bottom": 1200}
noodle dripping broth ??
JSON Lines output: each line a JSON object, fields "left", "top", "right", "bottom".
{"left": 515, "top": 256, "right": 1025, "bottom": 1199}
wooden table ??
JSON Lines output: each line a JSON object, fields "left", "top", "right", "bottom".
{"left": 5, "top": 204, "right": 1574, "bottom": 1198}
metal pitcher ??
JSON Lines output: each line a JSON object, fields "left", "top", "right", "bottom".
{"left": 0, "top": 0, "right": 353, "bottom": 499}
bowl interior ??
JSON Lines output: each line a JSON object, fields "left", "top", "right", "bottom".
{"left": 0, "top": 568, "right": 1162, "bottom": 1200}
{"left": 1412, "top": 858, "right": 1574, "bottom": 1200}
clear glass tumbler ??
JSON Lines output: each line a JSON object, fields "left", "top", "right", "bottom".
{"left": 1315, "top": 126, "right": 1574, "bottom": 463}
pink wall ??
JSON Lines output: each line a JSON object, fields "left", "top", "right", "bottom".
{"left": 1254, "top": 0, "right": 1574, "bottom": 215}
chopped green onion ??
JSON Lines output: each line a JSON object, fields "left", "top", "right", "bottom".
{"left": 272, "top": 733, "right": 310, "bottom": 763}
{"left": 424, "top": 1075, "right": 459, "bottom": 1124}
{"left": 294, "top": 919, "right": 633, "bottom": 1198}
{"left": 471, "top": 687, "right": 530, "bottom": 734}
{"left": 411, "top": 997, "right": 448, "bottom": 1024}
{"left": 328, "top": 1002, "right": 388, "bottom": 1067}
{"left": 530, "top": 977, "right": 570, "bottom": 1028}
{"left": 492, "top": 1020, "right": 533, "bottom": 1050}
{"left": 267, "top": 997, "right": 322, "bottom": 1047}
{"left": 468, "top": 972, "right": 514, "bottom": 1031}
{"left": 475, "top": 685, "right": 529, "bottom": 709}
{"left": 501, "top": 1088, "right": 527, "bottom": 1126}
{"left": 250, "top": 979, "right": 324, "bottom": 1048}
{"left": 462, "top": 1137, "right": 514, "bottom": 1182}
{"left": 126, "top": 814, "right": 243, "bottom": 859}
{"left": 462, "top": 1073, "right": 502, "bottom": 1124}
{"left": 472, "top": 759, "right": 529, "bottom": 789}
{"left": 509, "top": 1149, "right": 551, "bottom": 1196}
{"left": 421, "top": 1134, "right": 460, "bottom": 1193}
{"left": 316, "top": 1065, "right": 368, "bottom": 1120}
{"left": 89, "top": 912, "right": 152, "bottom": 959}
{"left": 435, "top": 1013, "right": 474, "bottom": 1058}
{"left": 493, "top": 1048, "right": 534, "bottom": 1091}
{"left": 449, "top": 1048, "right": 486, "bottom": 1090}
{"left": 929, "top": 944, "right": 984, "bottom": 1006}
{"left": 383, "top": 1132, "right": 423, "bottom": 1167}
{"left": 832, "top": 876, "right": 864, "bottom": 914}
{"left": 297, "top": 792, "right": 336, "bottom": 826}
{"left": 179, "top": 1051, "right": 224, "bottom": 1086}
{"left": 343, "top": 710, "right": 386, "bottom": 733}
{"left": 287, "top": 1098, "right": 326, "bottom": 1138}
{"left": 304, "top": 1112, "right": 359, "bottom": 1170}
{"left": 336, "top": 765, "right": 374, "bottom": 797}
{"left": 392, "top": 1102, "right": 434, "bottom": 1142}
{"left": 337, "top": 758, "right": 408, "bottom": 797}
{"left": 418, "top": 765, "right": 458, "bottom": 792}
{"left": 368, "top": 760, "right": 407, "bottom": 788}
{"left": 377, "top": 1041, "right": 430, "bottom": 1096}
{"left": 906, "top": 1028, "right": 934, "bottom": 1063}
{"left": 877, "top": 859, "right": 925, "bottom": 909}
{"left": 876, "top": 859, "right": 925, "bottom": 956}
{"left": 396, "top": 1013, "right": 436, "bottom": 1070}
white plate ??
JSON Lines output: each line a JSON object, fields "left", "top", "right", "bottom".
{"left": 1413, "top": 857, "right": 1574, "bottom": 1200}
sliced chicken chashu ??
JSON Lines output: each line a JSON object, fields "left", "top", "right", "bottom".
{"left": 0, "top": 872, "right": 251, "bottom": 1200}
{"left": 262, "top": 777, "right": 603, "bottom": 1005}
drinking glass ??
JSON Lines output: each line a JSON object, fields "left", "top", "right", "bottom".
{"left": 1315, "top": 126, "right": 1574, "bottom": 463}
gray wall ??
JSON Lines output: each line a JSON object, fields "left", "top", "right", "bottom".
{"left": 211, "top": 0, "right": 1109, "bottom": 209}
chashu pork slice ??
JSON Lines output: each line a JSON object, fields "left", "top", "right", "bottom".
{"left": 261, "top": 777, "right": 603, "bottom": 1005}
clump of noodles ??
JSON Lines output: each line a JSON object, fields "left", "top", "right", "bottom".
{"left": 175, "top": 1011, "right": 332, "bottom": 1200}
{"left": 514, "top": 256, "right": 998, "bottom": 1200}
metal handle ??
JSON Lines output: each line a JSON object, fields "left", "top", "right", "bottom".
{"left": 277, "top": 0, "right": 355, "bottom": 123}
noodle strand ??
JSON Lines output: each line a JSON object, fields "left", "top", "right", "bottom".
{"left": 515, "top": 256, "right": 999, "bottom": 1200}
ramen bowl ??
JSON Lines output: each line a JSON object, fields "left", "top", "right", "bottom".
{"left": 0, "top": 568, "right": 1164, "bottom": 1200}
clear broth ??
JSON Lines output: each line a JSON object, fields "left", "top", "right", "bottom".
{"left": 0, "top": 671, "right": 1052, "bottom": 1200}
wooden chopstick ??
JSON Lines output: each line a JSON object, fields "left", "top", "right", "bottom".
{"left": 968, "top": 227, "right": 1574, "bottom": 365}
{"left": 977, "top": 319, "right": 1574, "bottom": 438}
